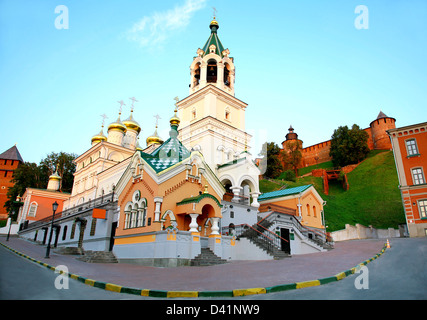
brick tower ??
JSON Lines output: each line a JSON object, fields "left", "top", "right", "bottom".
{"left": 369, "top": 111, "right": 396, "bottom": 150}
{"left": 0, "top": 145, "right": 24, "bottom": 220}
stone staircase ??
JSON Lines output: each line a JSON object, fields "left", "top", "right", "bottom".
{"left": 191, "top": 248, "right": 227, "bottom": 266}
{"left": 54, "top": 246, "right": 84, "bottom": 255}
{"left": 77, "top": 250, "right": 118, "bottom": 263}
{"left": 248, "top": 236, "right": 291, "bottom": 260}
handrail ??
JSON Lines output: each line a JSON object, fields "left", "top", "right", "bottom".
{"left": 257, "top": 220, "right": 289, "bottom": 243}
{"left": 20, "top": 192, "right": 116, "bottom": 232}
{"left": 235, "top": 223, "right": 274, "bottom": 242}
{"left": 261, "top": 207, "right": 332, "bottom": 243}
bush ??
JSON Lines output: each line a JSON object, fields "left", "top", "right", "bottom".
{"left": 281, "top": 170, "right": 296, "bottom": 182}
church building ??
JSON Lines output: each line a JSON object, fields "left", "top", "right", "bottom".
{"left": 17, "top": 17, "right": 329, "bottom": 264}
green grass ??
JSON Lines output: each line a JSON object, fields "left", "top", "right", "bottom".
{"left": 298, "top": 160, "right": 334, "bottom": 176}
{"left": 260, "top": 151, "right": 406, "bottom": 232}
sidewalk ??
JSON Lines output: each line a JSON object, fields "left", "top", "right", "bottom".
{"left": 0, "top": 236, "right": 386, "bottom": 292}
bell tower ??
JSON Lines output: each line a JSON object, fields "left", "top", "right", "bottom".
{"left": 176, "top": 16, "right": 261, "bottom": 208}
{"left": 189, "top": 18, "right": 235, "bottom": 96}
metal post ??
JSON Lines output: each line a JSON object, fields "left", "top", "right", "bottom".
{"left": 45, "top": 201, "right": 58, "bottom": 259}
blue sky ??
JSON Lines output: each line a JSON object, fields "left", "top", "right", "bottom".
{"left": 1, "top": 0, "right": 426, "bottom": 164}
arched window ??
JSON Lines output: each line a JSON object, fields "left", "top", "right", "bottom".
{"left": 207, "top": 59, "right": 217, "bottom": 83}
{"left": 138, "top": 202, "right": 147, "bottom": 227}
{"left": 131, "top": 204, "right": 138, "bottom": 228}
{"left": 28, "top": 202, "right": 38, "bottom": 217}
{"left": 224, "top": 63, "right": 231, "bottom": 87}
{"left": 313, "top": 206, "right": 317, "bottom": 218}
{"left": 225, "top": 107, "right": 230, "bottom": 120}
{"left": 306, "top": 204, "right": 310, "bottom": 216}
{"left": 62, "top": 226, "right": 68, "bottom": 241}
{"left": 193, "top": 62, "right": 201, "bottom": 86}
{"left": 124, "top": 204, "right": 132, "bottom": 229}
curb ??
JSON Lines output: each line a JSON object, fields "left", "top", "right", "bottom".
{"left": 0, "top": 242, "right": 387, "bottom": 298}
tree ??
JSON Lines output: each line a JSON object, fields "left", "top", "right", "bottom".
{"left": 259, "top": 142, "right": 283, "bottom": 179}
{"left": 4, "top": 162, "right": 43, "bottom": 220}
{"left": 39, "top": 152, "right": 77, "bottom": 193}
{"left": 3, "top": 151, "right": 77, "bottom": 217}
{"left": 329, "top": 124, "right": 370, "bottom": 167}
{"left": 281, "top": 140, "right": 302, "bottom": 175}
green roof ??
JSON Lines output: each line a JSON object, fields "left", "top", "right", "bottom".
{"left": 176, "top": 193, "right": 223, "bottom": 208}
{"left": 139, "top": 127, "right": 190, "bottom": 174}
{"left": 201, "top": 20, "right": 225, "bottom": 57}
{"left": 217, "top": 157, "right": 244, "bottom": 169}
{"left": 258, "top": 185, "right": 312, "bottom": 201}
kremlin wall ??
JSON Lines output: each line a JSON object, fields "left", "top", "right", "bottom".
{"left": 282, "top": 111, "right": 396, "bottom": 168}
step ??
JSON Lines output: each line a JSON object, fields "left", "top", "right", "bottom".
{"left": 191, "top": 248, "right": 227, "bottom": 266}
{"left": 77, "top": 250, "right": 118, "bottom": 263}
{"left": 54, "top": 246, "right": 84, "bottom": 255}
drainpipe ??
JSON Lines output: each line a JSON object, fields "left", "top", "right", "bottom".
{"left": 297, "top": 192, "right": 302, "bottom": 219}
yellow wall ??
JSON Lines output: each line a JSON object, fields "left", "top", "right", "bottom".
{"left": 263, "top": 189, "right": 324, "bottom": 230}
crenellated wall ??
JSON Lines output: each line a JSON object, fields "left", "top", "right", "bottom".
{"left": 282, "top": 113, "right": 396, "bottom": 168}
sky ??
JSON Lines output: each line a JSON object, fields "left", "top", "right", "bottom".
{"left": 1, "top": 0, "right": 426, "bottom": 164}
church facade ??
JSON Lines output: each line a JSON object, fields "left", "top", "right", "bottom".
{"left": 17, "top": 18, "right": 329, "bottom": 264}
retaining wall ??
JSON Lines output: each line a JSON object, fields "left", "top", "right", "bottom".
{"left": 331, "top": 223, "right": 401, "bottom": 242}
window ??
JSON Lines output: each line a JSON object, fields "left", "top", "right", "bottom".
{"left": 406, "top": 139, "right": 419, "bottom": 156}
{"left": 137, "top": 202, "right": 146, "bottom": 227}
{"left": 124, "top": 191, "right": 147, "bottom": 229}
{"left": 313, "top": 206, "right": 317, "bottom": 218}
{"left": 419, "top": 200, "right": 427, "bottom": 219}
{"left": 124, "top": 205, "right": 132, "bottom": 229}
{"left": 207, "top": 59, "right": 217, "bottom": 83}
{"left": 412, "top": 168, "right": 425, "bottom": 185}
{"left": 225, "top": 108, "right": 230, "bottom": 120}
{"left": 192, "top": 108, "right": 196, "bottom": 120}
{"left": 90, "top": 218, "right": 97, "bottom": 236}
{"left": 62, "top": 226, "right": 68, "bottom": 240}
{"left": 70, "top": 222, "right": 76, "bottom": 239}
{"left": 306, "top": 204, "right": 310, "bottom": 216}
{"left": 28, "top": 202, "right": 38, "bottom": 217}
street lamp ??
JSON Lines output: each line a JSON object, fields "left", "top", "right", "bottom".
{"left": 7, "top": 195, "right": 22, "bottom": 241}
{"left": 45, "top": 201, "right": 59, "bottom": 259}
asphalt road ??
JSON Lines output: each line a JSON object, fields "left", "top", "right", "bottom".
{"left": 0, "top": 237, "right": 426, "bottom": 301}
{"left": 237, "top": 237, "right": 427, "bottom": 300}
{"left": 0, "top": 245, "right": 124, "bottom": 300}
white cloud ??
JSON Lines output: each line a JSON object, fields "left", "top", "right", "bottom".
{"left": 127, "top": 0, "right": 207, "bottom": 48}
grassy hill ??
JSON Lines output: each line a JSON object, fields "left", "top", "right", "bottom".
{"left": 259, "top": 151, "right": 406, "bottom": 232}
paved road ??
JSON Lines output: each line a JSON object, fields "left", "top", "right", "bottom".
{"left": 0, "top": 237, "right": 425, "bottom": 301}
{"left": 0, "top": 245, "right": 125, "bottom": 300}
{"left": 238, "top": 237, "right": 427, "bottom": 300}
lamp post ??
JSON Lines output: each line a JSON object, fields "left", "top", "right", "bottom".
{"left": 45, "top": 201, "right": 59, "bottom": 259}
{"left": 7, "top": 196, "right": 22, "bottom": 241}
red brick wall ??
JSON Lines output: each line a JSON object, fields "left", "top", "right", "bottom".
{"left": 0, "top": 159, "right": 21, "bottom": 219}
{"left": 370, "top": 117, "right": 396, "bottom": 150}
{"left": 284, "top": 117, "right": 395, "bottom": 169}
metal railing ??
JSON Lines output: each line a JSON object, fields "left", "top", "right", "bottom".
{"left": 20, "top": 192, "right": 116, "bottom": 232}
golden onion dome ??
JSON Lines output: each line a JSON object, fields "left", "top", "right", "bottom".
{"left": 146, "top": 127, "right": 164, "bottom": 146}
{"left": 209, "top": 19, "right": 219, "bottom": 30}
{"left": 169, "top": 109, "right": 180, "bottom": 128}
{"left": 49, "top": 168, "right": 61, "bottom": 181}
{"left": 108, "top": 115, "right": 127, "bottom": 133}
{"left": 122, "top": 112, "right": 141, "bottom": 134}
{"left": 91, "top": 127, "right": 107, "bottom": 145}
